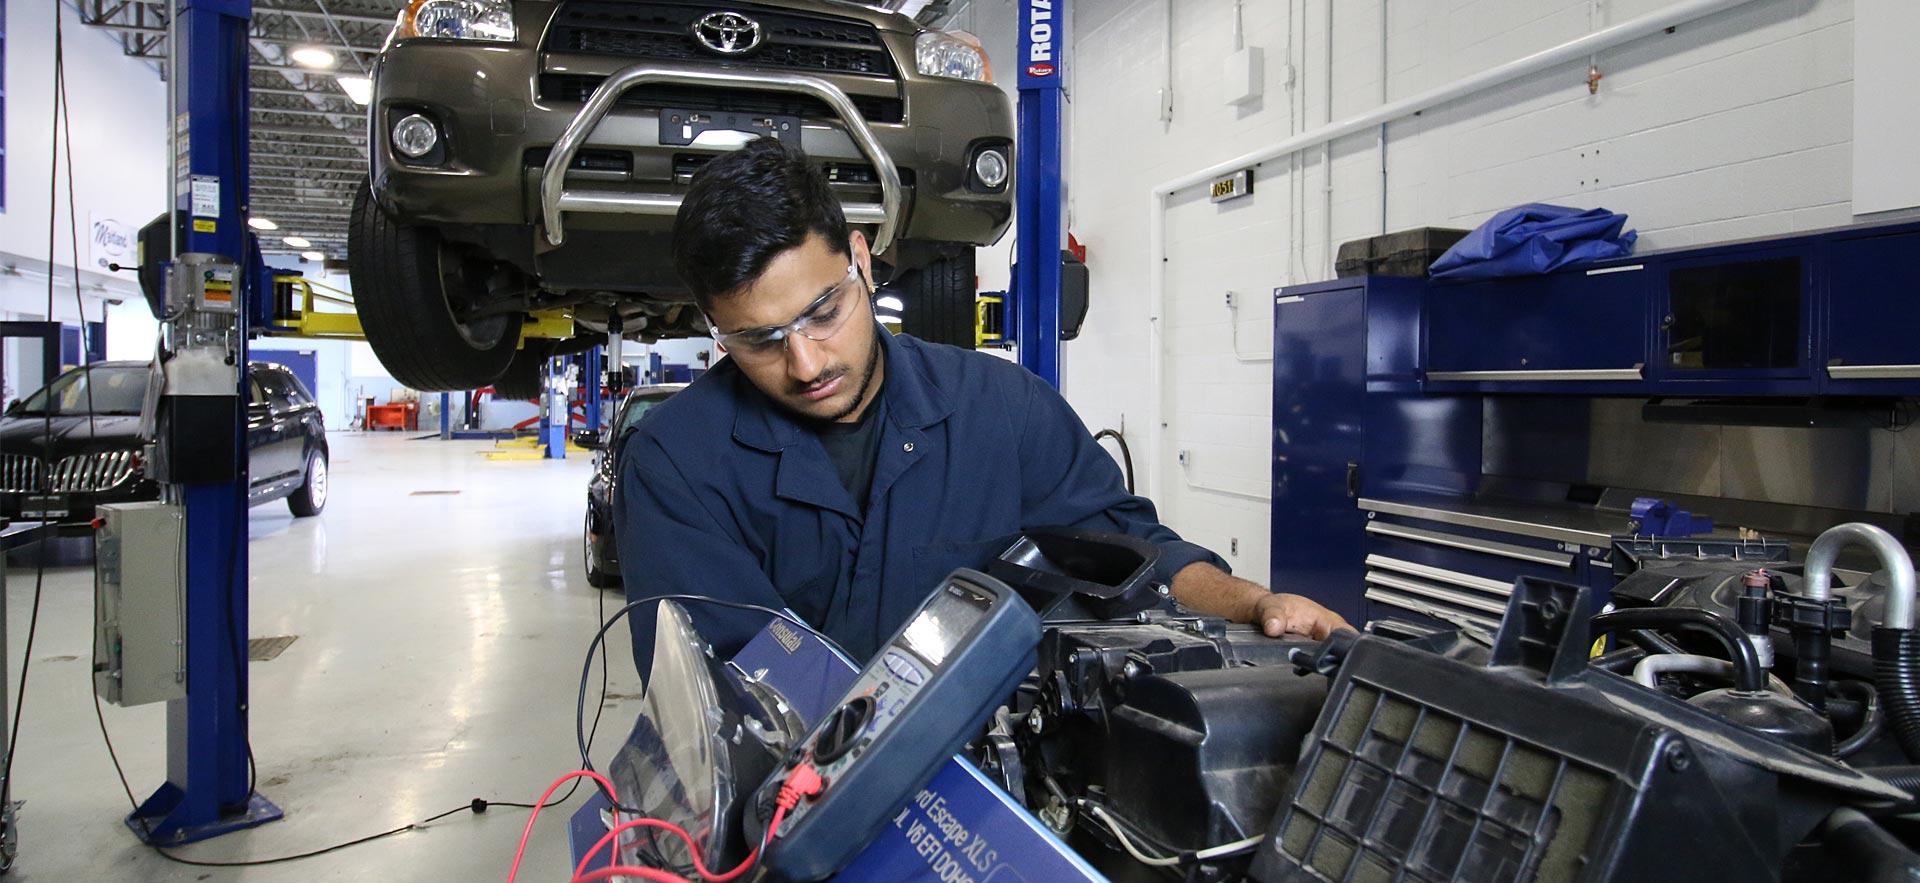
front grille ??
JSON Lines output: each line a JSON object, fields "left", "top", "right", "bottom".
{"left": 1, "top": 453, "right": 42, "bottom": 493}
{"left": 546, "top": 1, "right": 894, "bottom": 77}
{"left": 538, "top": 75, "right": 904, "bottom": 124}
{"left": 0, "top": 451, "right": 139, "bottom": 494}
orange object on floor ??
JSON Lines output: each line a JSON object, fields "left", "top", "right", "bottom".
{"left": 366, "top": 402, "right": 418, "bottom": 431}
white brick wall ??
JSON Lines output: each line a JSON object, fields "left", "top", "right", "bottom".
{"left": 1033, "top": 0, "right": 1859, "bottom": 585}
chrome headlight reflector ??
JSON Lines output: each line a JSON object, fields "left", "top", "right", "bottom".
{"left": 396, "top": 0, "right": 516, "bottom": 42}
{"left": 915, "top": 30, "right": 989, "bottom": 82}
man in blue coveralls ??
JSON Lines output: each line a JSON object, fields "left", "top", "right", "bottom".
{"left": 617, "top": 138, "right": 1349, "bottom": 676}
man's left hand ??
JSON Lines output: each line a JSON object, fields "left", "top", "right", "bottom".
{"left": 1252, "top": 593, "right": 1352, "bottom": 640}
{"left": 1170, "top": 561, "right": 1354, "bottom": 640}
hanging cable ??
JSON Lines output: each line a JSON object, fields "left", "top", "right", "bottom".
{"left": 1092, "top": 428, "right": 1134, "bottom": 494}
{"left": 1, "top": 14, "right": 85, "bottom": 866}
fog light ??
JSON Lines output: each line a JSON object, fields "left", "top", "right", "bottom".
{"left": 392, "top": 113, "right": 440, "bottom": 159}
{"left": 973, "top": 148, "right": 1008, "bottom": 189}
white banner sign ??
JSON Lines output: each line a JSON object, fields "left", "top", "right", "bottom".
{"left": 88, "top": 213, "right": 138, "bottom": 273}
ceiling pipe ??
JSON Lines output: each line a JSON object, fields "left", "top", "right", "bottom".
{"left": 1138, "top": 0, "right": 1771, "bottom": 500}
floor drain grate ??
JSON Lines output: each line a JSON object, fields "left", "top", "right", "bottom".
{"left": 248, "top": 636, "right": 298, "bottom": 661}
{"left": 410, "top": 490, "right": 463, "bottom": 496}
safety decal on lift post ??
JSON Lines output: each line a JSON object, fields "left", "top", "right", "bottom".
{"left": 173, "top": 113, "right": 191, "bottom": 194}
{"left": 190, "top": 175, "right": 220, "bottom": 216}
{"left": 190, "top": 174, "right": 221, "bottom": 233}
{"left": 199, "top": 266, "right": 237, "bottom": 313}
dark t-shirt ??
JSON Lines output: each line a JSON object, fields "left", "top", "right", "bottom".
{"left": 811, "top": 393, "right": 886, "bottom": 508}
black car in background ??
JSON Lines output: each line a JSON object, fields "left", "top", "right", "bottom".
{"left": 0, "top": 361, "right": 330, "bottom": 529}
{"left": 580, "top": 384, "right": 686, "bottom": 588}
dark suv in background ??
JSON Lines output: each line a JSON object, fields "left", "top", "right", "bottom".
{"left": 579, "top": 383, "right": 686, "bottom": 587}
{"left": 0, "top": 361, "right": 330, "bottom": 529}
{"left": 354, "top": 0, "right": 1013, "bottom": 391}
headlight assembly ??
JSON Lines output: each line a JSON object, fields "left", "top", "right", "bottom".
{"left": 914, "top": 30, "right": 990, "bottom": 83}
{"left": 394, "top": 0, "right": 516, "bottom": 43}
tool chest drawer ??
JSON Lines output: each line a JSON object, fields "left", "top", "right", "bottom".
{"left": 1358, "top": 500, "right": 1617, "bottom": 632}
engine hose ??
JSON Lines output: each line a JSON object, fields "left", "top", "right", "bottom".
{"left": 1834, "top": 680, "right": 1886, "bottom": 759}
{"left": 1860, "top": 766, "right": 1920, "bottom": 800}
{"left": 1590, "top": 608, "right": 1765, "bottom": 693}
{"left": 1620, "top": 628, "right": 1687, "bottom": 657}
{"left": 1590, "top": 645, "right": 1647, "bottom": 674}
{"left": 1821, "top": 807, "right": 1920, "bottom": 883}
{"left": 1873, "top": 628, "right": 1920, "bottom": 763}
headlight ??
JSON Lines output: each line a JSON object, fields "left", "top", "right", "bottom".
{"left": 395, "top": 0, "right": 515, "bottom": 42}
{"left": 915, "top": 30, "right": 990, "bottom": 83}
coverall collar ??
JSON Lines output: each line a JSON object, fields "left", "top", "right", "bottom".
{"left": 730, "top": 327, "right": 954, "bottom": 454}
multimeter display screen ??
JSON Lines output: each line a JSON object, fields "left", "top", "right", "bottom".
{"left": 898, "top": 584, "right": 989, "bottom": 666}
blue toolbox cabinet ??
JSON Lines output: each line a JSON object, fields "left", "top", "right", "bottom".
{"left": 1272, "top": 219, "right": 1920, "bottom": 635}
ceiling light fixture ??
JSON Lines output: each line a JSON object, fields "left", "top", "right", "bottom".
{"left": 283, "top": 236, "right": 313, "bottom": 248}
{"left": 247, "top": 217, "right": 279, "bottom": 231}
{"left": 300, "top": 250, "right": 327, "bottom": 262}
{"left": 336, "top": 75, "right": 373, "bottom": 105}
{"left": 290, "top": 46, "right": 338, "bottom": 69}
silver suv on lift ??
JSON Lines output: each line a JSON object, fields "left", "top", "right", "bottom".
{"left": 352, "top": 0, "right": 1015, "bottom": 391}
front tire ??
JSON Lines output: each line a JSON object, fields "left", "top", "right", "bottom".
{"left": 583, "top": 509, "right": 620, "bottom": 588}
{"left": 288, "top": 449, "right": 328, "bottom": 517}
{"left": 349, "top": 182, "right": 524, "bottom": 390}
{"left": 896, "top": 252, "right": 977, "bottom": 348}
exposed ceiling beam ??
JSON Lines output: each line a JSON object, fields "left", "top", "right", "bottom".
{"left": 254, "top": 105, "right": 366, "bottom": 119}
{"left": 253, "top": 4, "right": 399, "bottom": 27}
{"left": 80, "top": 17, "right": 386, "bottom": 51}
{"left": 252, "top": 124, "right": 366, "bottom": 139}
{"left": 250, "top": 85, "right": 360, "bottom": 101}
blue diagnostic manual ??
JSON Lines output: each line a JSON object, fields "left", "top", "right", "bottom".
{"left": 733, "top": 575, "right": 1105, "bottom": 883}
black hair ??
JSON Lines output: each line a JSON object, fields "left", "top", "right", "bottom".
{"left": 671, "top": 137, "right": 850, "bottom": 311}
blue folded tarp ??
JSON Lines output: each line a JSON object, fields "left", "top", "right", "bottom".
{"left": 1428, "top": 202, "right": 1637, "bottom": 280}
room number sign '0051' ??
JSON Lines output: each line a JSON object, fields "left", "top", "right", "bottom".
{"left": 1210, "top": 169, "right": 1254, "bottom": 204}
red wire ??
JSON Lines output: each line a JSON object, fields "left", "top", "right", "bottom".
{"left": 505, "top": 769, "right": 622, "bottom": 883}
{"left": 571, "top": 867, "right": 688, "bottom": 883}
{"left": 571, "top": 805, "right": 789, "bottom": 883}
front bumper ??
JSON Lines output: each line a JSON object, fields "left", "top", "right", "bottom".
{"left": 0, "top": 479, "right": 162, "bottom": 531}
{"left": 369, "top": 20, "right": 1014, "bottom": 252}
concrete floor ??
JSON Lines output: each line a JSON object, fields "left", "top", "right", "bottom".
{"left": 4, "top": 433, "right": 644, "bottom": 881}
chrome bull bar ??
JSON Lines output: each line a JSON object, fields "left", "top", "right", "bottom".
{"left": 539, "top": 63, "right": 904, "bottom": 255}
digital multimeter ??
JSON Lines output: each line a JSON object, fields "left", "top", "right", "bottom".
{"left": 757, "top": 568, "right": 1041, "bottom": 881}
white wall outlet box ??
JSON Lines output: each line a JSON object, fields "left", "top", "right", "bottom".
{"left": 1225, "top": 46, "right": 1264, "bottom": 107}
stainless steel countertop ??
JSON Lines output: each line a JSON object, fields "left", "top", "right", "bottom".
{"left": 1358, "top": 496, "right": 1632, "bottom": 548}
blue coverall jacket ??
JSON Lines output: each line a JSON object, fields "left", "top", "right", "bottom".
{"left": 616, "top": 329, "right": 1225, "bottom": 677}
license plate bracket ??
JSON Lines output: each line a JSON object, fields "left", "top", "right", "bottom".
{"left": 22, "top": 495, "right": 68, "bottom": 519}
{"left": 658, "top": 108, "right": 801, "bottom": 148}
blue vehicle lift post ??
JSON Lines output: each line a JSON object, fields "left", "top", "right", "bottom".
{"left": 543, "top": 354, "right": 568, "bottom": 459}
{"left": 1013, "top": 0, "right": 1066, "bottom": 389}
{"left": 582, "top": 345, "right": 604, "bottom": 432}
{"left": 129, "top": 0, "right": 283, "bottom": 844}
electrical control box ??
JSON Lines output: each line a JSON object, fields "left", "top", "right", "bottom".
{"left": 93, "top": 502, "right": 187, "bottom": 707}
{"left": 758, "top": 569, "right": 1040, "bottom": 881}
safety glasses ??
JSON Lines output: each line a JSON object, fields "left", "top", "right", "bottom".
{"left": 707, "top": 263, "right": 869, "bottom": 364}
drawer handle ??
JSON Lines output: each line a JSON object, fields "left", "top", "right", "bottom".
{"left": 1426, "top": 365, "right": 1645, "bottom": 383}
{"left": 1365, "top": 522, "right": 1575, "bottom": 568}
{"left": 1364, "top": 588, "right": 1501, "bottom": 634}
{"left": 1827, "top": 363, "right": 1920, "bottom": 380}
{"left": 1365, "top": 555, "right": 1515, "bottom": 596}
{"left": 1365, "top": 571, "right": 1510, "bottom": 615}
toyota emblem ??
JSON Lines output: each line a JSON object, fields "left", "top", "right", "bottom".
{"left": 692, "top": 11, "right": 763, "bottom": 56}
